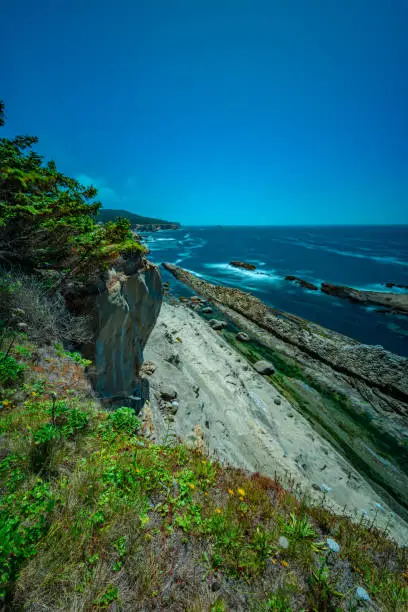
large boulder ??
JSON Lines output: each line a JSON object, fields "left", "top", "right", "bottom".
{"left": 209, "top": 319, "right": 228, "bottom": 331}
{"left": 253, "top": 360, "right": 275, "bottom": 375}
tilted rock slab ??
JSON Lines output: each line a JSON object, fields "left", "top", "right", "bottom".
{"left": 163, "top": 263, "right": 408, "bottom": 405}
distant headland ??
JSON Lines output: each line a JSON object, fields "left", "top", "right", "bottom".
{"left": 97, "top": 208, "right": 181, "bottom": 231}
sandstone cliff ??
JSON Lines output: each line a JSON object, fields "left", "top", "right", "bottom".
{"left": 67, "top": 257, "right": 163, "bottom": 408}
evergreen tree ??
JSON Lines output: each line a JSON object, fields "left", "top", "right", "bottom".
{"left": 0, "top": 101, "right": 143, "bottom": 282}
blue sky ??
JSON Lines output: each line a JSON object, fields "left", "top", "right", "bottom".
{"left": 1, "top": 1, "right": 407, "bottom": 225}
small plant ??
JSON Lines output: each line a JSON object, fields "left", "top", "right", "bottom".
{"left": 14, "top": 345, "right": 32, "bottom": 358}
{"left": 309, "top": 556, "right": 343, "bottom": 609}
{"left": 0, "top": 480, "right": 54, "bottom": 597}
{"left": 252, "top": 526, "right": 275, "bottom": 562}
{"left": 94, "top": 585, "right": 119, "bottom": 608}
{"left": 283, "top": 513, "right": 317, "bottom": 541}
{"left": 0, "top": 353, "right": 24, "bottom": 386}
{"left": 107, "top": 406, "right": 141, "bottom": 435}
{"left": 265, "top": 590, "right": 293, "bottom": 611}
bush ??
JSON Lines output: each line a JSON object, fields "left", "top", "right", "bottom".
{"left": 0, "top": 269, "right": 91, "bottom": 345}
{"left": 108, "top": 407, "right": 141, "bottom": 435}
{"left": 0, "top": 353, "right": 24, "bottom": 386}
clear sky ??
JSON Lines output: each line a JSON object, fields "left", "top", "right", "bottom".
{"left": 1, "top": 1, "right": 407, "bottom": 225}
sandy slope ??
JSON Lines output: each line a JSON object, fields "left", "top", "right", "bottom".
{"left": 142, "top": 301, "right": 408, "bottom": 544}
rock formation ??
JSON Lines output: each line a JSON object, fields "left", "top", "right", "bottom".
{"left": 164, "top": 263, "right": 408, "bottom": 403}
{"left": 321, "top": 282, "right": 408, "bottom": 315}
{"left": 285, "top": 275, "right": 318, "bottom": 291}
{"left": 67, "top": 256, "right": 163, "bottom": 409}
{"left": 229, "top": 261, "right": 256, "bottom": 271}
{"left": 162, "top": 262, "right": 408, "bottom": 521}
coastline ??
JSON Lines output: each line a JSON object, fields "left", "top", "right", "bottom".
{"left": 142, "top": 298, "right": 408, "bottom": 545}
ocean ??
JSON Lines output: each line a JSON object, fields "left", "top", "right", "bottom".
{"left": 142, "top": 225, "right": 408, "bottom": 357}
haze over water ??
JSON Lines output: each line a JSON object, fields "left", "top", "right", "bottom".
{"left": 145, "top": 225, "right": 408, "bottom": 357}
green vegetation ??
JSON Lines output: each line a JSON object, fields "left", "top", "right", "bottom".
{"left": 0, "top": 102, "right": 144, "bottom": 285}
{"left": 1, "top": 332, "right": 407, "bottom": 610}
{"left": 97, "top": 208, "right": 180, "bottom": 227}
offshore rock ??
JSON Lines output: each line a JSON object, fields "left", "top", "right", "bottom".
{"left": 230, "top": 260, "right": 256, "bottom": 271}
{"left": 321, "top": 282, "right": 408, "bottom": 315}
{"left": 285, "top": 275, "right": 318, "bottom": 291}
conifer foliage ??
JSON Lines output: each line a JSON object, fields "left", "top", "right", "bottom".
{"left": 0, "top": 101, "right": 143, "bottom": 282}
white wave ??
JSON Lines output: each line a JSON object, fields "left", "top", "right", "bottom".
{"left": 203, "top": 262, "right": 282, "bottom": 283}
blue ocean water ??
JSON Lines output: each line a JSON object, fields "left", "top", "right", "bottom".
{"left": 143, "top": 226, "right": 408, "bottom": 357}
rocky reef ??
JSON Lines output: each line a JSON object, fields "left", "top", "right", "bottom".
{"left": 163, "top": 262, "right": 408, "bottom": 520}
{"left": 321, "top": 282, "right": 408, "bottom": 315}
{"left": 229, "top": 260, "right": 256, "bottom": 270}
{"left": 285, "top": 275, "right": 318, "bottom": 290}
{"left": 163, "top": 263, "right": 408, "bottom": 403}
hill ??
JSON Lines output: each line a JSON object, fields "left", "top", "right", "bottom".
{"left": 1, "top": 306, "right": 407, "bottom": 609}
{"left": 97, "top": 208, "right": 180, "bottom": 228}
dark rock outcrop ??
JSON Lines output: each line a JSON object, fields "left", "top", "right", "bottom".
{"left": 386, "top": 282, "right": 408, "bottom": 290}
{"left": 230, "top": 261, "right": 256, "bottom": 271}
{"left": 285, "top": 276, "right": 318, "bottom": 291}
{"left": 321, "top": 283, "right": 408, "bottom": 315}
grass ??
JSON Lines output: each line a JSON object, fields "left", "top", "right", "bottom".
{"left": 1, "top": 333, "right": 408, "bottom": 610}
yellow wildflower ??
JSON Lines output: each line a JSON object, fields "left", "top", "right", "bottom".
{"left": 228, "top": 489, "right": 234, "bottom": 496}
{"left": 31, "top": 392, "right": 37, "bottom": 397}
{"left": 188, "top": 483, "right": 195, "bottom": 490}
{"left": 271, "top": 559, "right": 277, "bottom": 565}
{"left": 2, "top": 400, "right": 10, "bottom": 406}
{"left": 239, "top": 497, "right": 245, "bottom": 502}
{"left": 237, "top": 487, "right": 245, "bottom": 497}
{"left": 215, "top": 508, "right": 222, "bottom": 514}
{"left": 281, "top": 560, "right": 289, "bottom": 568}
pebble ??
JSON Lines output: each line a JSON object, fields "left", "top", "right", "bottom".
{"left": 320, "top": 483, "right": 332, "bottom": 493}
{"left": 326, "top": 538, "right": 340, "bottom": 553}
{"left": 236, "top": 331, "right": 249, "bottom": 342}
{"left": 274, "top": 398, "right": 281, "bottom": 405}
{"left": 278, "top": 536, "right": 289, "bottom": 549}
{"left": 375, "top": 502, "right": 385, "bottom": 512}
{"left": 356, "top": 586, "right": 371, "bottom": 602}
{"left": 169, "top": 401, "right": 179, "bottom": 415}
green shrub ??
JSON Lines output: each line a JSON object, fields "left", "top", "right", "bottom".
{"left": 0, "top": 353, "right": 24, "bottom": 386}
{"left": 108, "top": 407, "right": 141, "bottom": 435}
{"left": 0, "top": 480, "right": 54, "bottom": 597}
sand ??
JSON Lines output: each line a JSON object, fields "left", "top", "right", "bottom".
{"left": 142, "top": 300, "right": 408, "bottom": 545}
